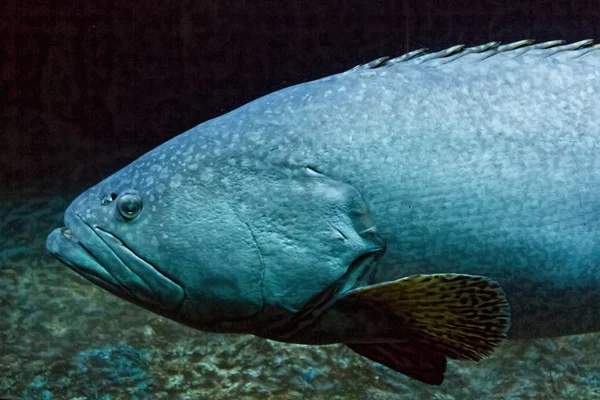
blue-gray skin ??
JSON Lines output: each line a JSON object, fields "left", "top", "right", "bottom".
{"left": 47, "top": 39, "right": 600, "bottom": 347}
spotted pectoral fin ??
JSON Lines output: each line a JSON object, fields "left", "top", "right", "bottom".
{"left": 342, "top": 274, "right": 511, "bottom": 362}
{"left": 346, "top": 342, "right": 447, "bottom": 385}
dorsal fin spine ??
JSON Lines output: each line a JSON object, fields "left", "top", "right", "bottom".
{"left": 348, "top": 39, "right": 599, "bottom": 72}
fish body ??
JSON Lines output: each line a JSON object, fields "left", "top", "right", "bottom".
{"left": 46, "top": 40, "right": 600, "bottom": 384}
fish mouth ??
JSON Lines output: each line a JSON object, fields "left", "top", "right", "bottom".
{"left": 46, "top": 206, "right": 184, "bottom": 311}
{"left": 47, "top": 226, "right": 125, "bottom": 293}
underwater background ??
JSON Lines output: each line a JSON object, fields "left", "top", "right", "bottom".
{"left": 2, "top": 0, "right": 600, "bottom": 398}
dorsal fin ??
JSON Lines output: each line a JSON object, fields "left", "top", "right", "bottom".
{"left": 346, "top": 39, "right": 600, "bottom": 73}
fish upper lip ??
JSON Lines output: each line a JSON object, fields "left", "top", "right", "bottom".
{"left": 92, "top": 224, "right": 186, "bottom": 311}
{"left": 46, "top": 208, "right": 147, "bottom": 302}
{"left": 50, "top": 207, "right": 185, "bottom": 311}
{"left": 46, "top": 225, "right": 121, "bottom": 289}
{"left": 57, "top": 227, "right": 109, "bottom": 279}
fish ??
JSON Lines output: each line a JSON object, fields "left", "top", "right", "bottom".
{"left": 46, "top": 39, "right": 600, "bottom": 385}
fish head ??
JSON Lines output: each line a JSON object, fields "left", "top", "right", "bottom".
{"left": 46, "top": 118, "right": 384, "bottom": 339}
{"left": 45, "top": 137, "right": 267, "bottom": 332}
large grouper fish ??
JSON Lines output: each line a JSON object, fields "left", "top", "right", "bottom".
{"left": 47, "top": 39, "right": 600, "bottom": 385}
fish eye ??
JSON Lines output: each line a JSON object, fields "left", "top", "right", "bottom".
{"left": 117, "top": 194, "right": 143, "bottom": 220}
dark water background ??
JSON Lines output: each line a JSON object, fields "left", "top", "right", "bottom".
{"left": 2, "top": 0, "right": 600, "bottom": 398}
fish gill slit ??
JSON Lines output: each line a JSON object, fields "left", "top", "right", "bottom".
{"left": 240, "top": 219, "right": 267, "bottom": 313}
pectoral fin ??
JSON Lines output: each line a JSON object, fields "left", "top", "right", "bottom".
{"left": 342, "top": 273, "right": 511, "bottom": 364}
{"left": 346, "top": 341, "right": 446, "bottom": 385}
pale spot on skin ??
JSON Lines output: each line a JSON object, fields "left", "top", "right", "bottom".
{"left": 200, "top": 168, "right": 214, "bottom": 182}
{"left": 159, "top": 167, "right": 170, "bottom": 180}
{"left": 170, "top": 174, "right": 183, "bottom": 189}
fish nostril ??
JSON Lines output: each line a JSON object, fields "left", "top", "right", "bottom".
{"left": 100, "top": 193, "right": 119, "bottom": 206}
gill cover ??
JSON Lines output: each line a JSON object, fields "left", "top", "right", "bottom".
{"left": 234, "top": 166, "right": 384, "bottom": 324}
